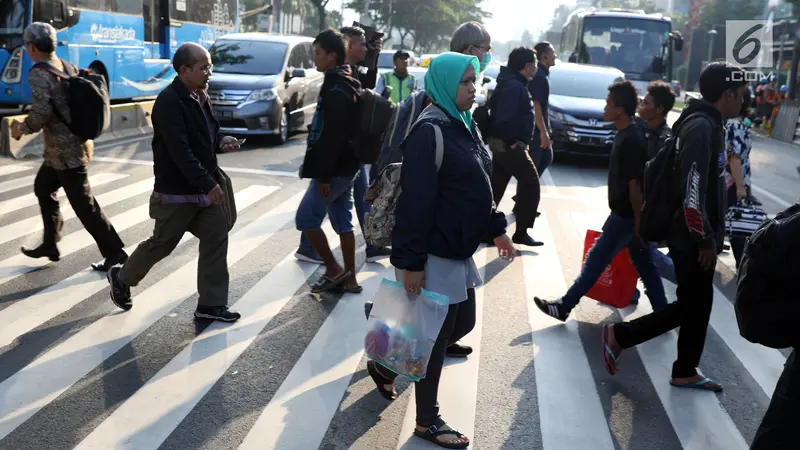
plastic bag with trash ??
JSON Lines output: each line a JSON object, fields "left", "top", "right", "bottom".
{"left": 364, "top": 278, "right": 450, "bottom": 381}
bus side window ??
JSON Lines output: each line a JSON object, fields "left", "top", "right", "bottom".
{"left": 115, "top": 0, "right": 141, "bottom": 15}
{"left": 70, "top": 0, "right": 111, "bottom": 11}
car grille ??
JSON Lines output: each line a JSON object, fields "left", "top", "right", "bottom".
{"left": 207, "top": 89, "right": 250, "bottom": 106}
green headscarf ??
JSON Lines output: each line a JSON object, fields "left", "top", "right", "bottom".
{"left": 424, "top": 52, "right": 479, "bottom": 131}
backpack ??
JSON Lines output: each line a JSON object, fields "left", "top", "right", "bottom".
{"left": 370, "top": 91, "right": 429, "bottom": 180}
{"left": 34, "top": 60, "right": 111, "bottom": 140}
{"left": 363, "top": 121, "right": 444, "bottom": 247}
{"left": 735, "top": 202, "right": 800, "bottom": 349}
{"left": 639, "top": 112, "right": 713, "bottom": 242}
{"left": 352, "top": 88, "right": 396, "bottom": 164}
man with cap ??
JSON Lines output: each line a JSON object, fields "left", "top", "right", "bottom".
{"left": 376, "top": 50, "right": 417, "bottom": 103}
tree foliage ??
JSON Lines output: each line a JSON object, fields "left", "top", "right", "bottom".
{"left": 346, "top": 0, "right": 491, "bottom": 53}
{"left": 699, "top": 0, "right": 767, "bottom": 29}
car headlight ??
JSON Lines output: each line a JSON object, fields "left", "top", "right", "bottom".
{"left": 548, "top": 109, "right": 565, "bottom": 122}
{"left": 246, "top": 88, "right": 278, "bottom": 103}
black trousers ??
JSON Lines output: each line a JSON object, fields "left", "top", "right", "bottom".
{"left": 34, "top": 163, "right": 124, "bottom": 258}
{"left": 488, "top": 138, "right": 540, "bottom": 232}
{"left": 614, "top": 246, "right": 715, "bottom": 378}
{"left": 378, "top": 288, "right": 477, "bottom": 427}
{"left": 751, "top": 349, "right": 800, "bottom": 449}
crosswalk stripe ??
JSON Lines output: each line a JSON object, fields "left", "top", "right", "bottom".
{"left": 0, "top": 185, "right": 278, "bottom": 350}
{"left": 0, "top": 178, "right": 154, "bottom": 247}
{"left": 0, "top": 175, "right": 38, "bottom": 196}
{"left": 238, "top": 258, "right": 395, "bottom": 450}
{"left": 0, "top": 173, "right": 128, "bottom": 217}
{"left": 74, "top": 221, "right": 337, "bottom": 450}
{"left": 575, "top": 211, "right": 749, "bottom": 450}
{"left": 523, "top": 212, "right": 616, "bottom": 450}
{"left": 395, "top": 245, "right": 489, "bottom": 449}
{"left": 0, "top": 186, "right": 286, "bottom": 440}
{"left": 0, "top": 165, "right": 34, "bottom": 178}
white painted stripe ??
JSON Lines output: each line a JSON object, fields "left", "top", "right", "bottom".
{"left": 395, "top": 246, "right": 488, "bottom": 449}
{"left": 0, "top": 165, "right": 34, "bottom": 177}
{"left": 522, "top": 212, "right": 616, "bottom": 450}
{"left": 0, "top": 173, "right": 128, "bottom": 217}
{"left": 75, "top": 221, "right": 335, "bottom": 450}
{"left": 238, "top": 259, "right": 395, "bottom": 450}
{"left": 0, "top": 186, "right": 277, "bottom": 350}
{"left": 0, "top": 178, "right": 153, "bottom": 247}
{"left": 750, "top": 184, "right": 793, "bottom": 209}
{"left": 90, "top": 157, "right": 299, "bottom": 178}
{"left": 94, "top": 134, "right": 151, "bottom": 149}
{"left": 0, "top": 188, "right": 301, "bottom": 440}
{"left": 0, "top": 175, "right": 37, "bottom": 195}
{"left": 575, "top": 212, "right": 749, "bottom": 450}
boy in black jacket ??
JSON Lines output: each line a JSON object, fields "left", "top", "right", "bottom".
{"left": 296, "top": 30, "right": 362, "bottom": 294}
{"left": 600, "top": 62, "right": 746, "bottom": 392}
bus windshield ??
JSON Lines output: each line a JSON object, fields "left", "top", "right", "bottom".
{"left": 211, "top": 41, "right": 288, "bottom": 76}
{"left": 0, "top": 0, "right": 26, "bottom": 35}
{"left": 579, "top": 17, "right": 670, "bottom": 80}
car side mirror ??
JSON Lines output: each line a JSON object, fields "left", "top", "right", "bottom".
{"left": 483, "top": 77, "right": 491, "bottom": 85}
{"left": 290, "top": 68, "right": 306, "bottom": 79}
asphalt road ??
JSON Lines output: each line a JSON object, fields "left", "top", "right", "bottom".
{"left": 0, "top": 123, "right": 795, "bottom": 450}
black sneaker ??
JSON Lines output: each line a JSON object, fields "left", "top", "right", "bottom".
{"left": 533, "top": 297, "right": 569, "bottom": 322}
{"left": 107, "top": 266, "right": 132, "bottom": 311}
{"left": 295, "top": 247, "right": 323, "bottom": 264}
{"left": 194, "top": 306, "right": 241, "bottom": 322}
{"left": 366, "top": 247, "right": 392, "bottom": 262}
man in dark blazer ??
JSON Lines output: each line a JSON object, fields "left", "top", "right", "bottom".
{"left": 106, "top": 43, "right": 242, "bottom": 323}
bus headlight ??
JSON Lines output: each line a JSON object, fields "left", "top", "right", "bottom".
{"left": 246, "top": 88, "right": 278, "bottom": 103}
{"left": 1, "top": 47, "right": 24, "bottom": 84}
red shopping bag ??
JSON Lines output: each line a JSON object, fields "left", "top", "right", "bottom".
{"left": 582, "top": 229, "right": 639, "bottom": 308}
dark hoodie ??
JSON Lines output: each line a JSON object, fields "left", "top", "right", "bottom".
{"left": 635, "top": 116, "right": 671, "bottom": 160}
{"left": 669, "top": 98, "right": 727, "bottom": 254}
{"left": 300, "top": 66, "right": 361, "bottom": 182}
{"left": 489, "top": 66, "right": 535, "bottom": 147}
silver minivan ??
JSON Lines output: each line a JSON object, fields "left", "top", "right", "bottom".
{"left": 207, "top": 34, "right": 323, "bottom": 144}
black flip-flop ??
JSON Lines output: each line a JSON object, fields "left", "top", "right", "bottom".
{"left": 413, "top": 418, "right": 470, "bottom": 449}
{"left": 311, "top": 270, "right": 352, "bottom": 293}
{"left": 367, "top": 361, "right": 397, "bottom": 401}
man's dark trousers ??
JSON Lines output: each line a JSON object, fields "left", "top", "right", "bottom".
{"left": 119, "top": 197, "right": 229, "bottom": 307}
{"left": 488, "top": 137, "right": 540, "bottom": 232}
{"left": 34, "top": 163, "right": 124, "bottom": 258}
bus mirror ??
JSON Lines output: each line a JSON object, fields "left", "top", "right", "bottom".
{"left": 672, "top": 33, "right": 684, "bottom": 51}
{"left": 291, "top": 68, "right": 306, "bottom": 79}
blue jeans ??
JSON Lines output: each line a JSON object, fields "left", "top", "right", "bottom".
{"left": 562, "top": 214, "right": 667, "bottom": 311}
{"left": 299, "top": 166, "right": 380, "bottom": 252}
{"left": 295, "top": 174, "right": 357, "bottom": 234}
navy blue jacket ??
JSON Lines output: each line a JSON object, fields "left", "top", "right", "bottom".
{"left": 391, "top": 105, "right": 507, "bottom": 272}
{"left": 489, "top": 66, "right": 535, "bottom": 147}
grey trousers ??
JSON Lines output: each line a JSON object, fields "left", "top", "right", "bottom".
{"left": 120, "top": 196, "right": 229, "bottom": 307}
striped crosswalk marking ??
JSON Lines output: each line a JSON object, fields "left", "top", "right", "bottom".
{"left": 0, "top": 161, "right": 786, "bottom": 450}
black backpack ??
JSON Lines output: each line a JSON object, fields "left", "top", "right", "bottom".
{"left": 351, "top": 88, "right": 396, "bottom": 164}
{"left": 735, "top": 202, "right": 800, "bottom": 349}
{"left": 34, "top": 60, "right": 111, "bottom": 140}
{"left": 639, "top": 112, "right": 713, "bottom": 242}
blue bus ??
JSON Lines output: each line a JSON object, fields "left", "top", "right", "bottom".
{"left": 0, "top": 0, "right": 239, "bottom": 114}
{"left": 559, "top": 8, "right": 684, "bottom": 95}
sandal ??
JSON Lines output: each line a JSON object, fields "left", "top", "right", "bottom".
{"left": 367, "top": 361, "right": 397, "bottom": 401}
{"left": 601, "top": 324, "right": 620, "bottom": 375}
{"left": 413, "top": 418, "right": 470, "bottom": 449}
{"left": 311, "top": 270, "right": 352, "bottom": 293}
{"left": 332, "top": 284, "right": 364, "bottom": 294}
{"left": 670, "top": 377, "right": 723, "bottom": 393}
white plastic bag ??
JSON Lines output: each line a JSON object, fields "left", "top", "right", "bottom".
{"left": 364, "top": 278, "right": 450, "bottom": 381}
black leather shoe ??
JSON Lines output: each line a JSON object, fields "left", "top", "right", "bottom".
{"left": 512, "top": 234, "right": 544, "bottom": 247}
{"left": 91, "top": 250, "right": 129, "bottom": 272}
{"left": 446, "top": 343, "right": 473, "bottom": 358}
{"left": 21, "top": 245, "right": 60, "bottom": 262}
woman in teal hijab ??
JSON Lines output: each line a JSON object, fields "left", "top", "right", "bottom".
{"left": 366, "top": 51, "right": 515, "bottom": 450}
{"left": 424, "top": 52, "right": 480, "bottom": 131}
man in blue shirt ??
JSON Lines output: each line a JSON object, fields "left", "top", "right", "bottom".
{"left": 529, "top": 41, "right": 556, "bottom": 175}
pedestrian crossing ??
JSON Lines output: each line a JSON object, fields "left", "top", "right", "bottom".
{"left": 0, "top": 160, "right": 783, "bottom": 449}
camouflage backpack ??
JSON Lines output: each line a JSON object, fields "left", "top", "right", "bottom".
{"left": 363, "top": 122, "right": 444, "bottom": 247}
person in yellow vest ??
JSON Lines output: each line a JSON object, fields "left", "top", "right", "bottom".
{"left": 375, "top": 50, "right": 417, "bottom": 103}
